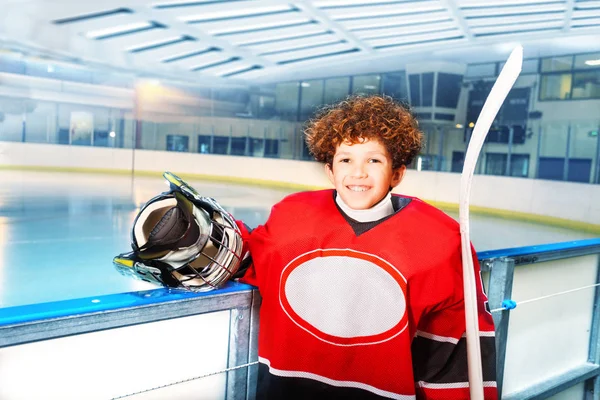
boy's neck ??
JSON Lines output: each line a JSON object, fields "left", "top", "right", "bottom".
{"left": 335, "top": 192, "right": 394, "bottom": 223}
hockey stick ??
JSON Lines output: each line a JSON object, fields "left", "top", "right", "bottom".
{"left": 460, "top": 46, "right": 523, "bottom": 399}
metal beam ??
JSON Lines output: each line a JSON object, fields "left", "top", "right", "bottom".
{"left": 563, "top": 0, "right": 576, "bottom": 32}
{"left": 439, "top": 0, "right": 473, "bottom": 40}
{"left": 291, "top": 0, "right": 373, "bottom": 53}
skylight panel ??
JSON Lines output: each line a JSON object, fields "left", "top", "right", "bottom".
{"left": 169, "top": 51, "right": 230, "bottom": 70}
{"left": 460, "top": 4, "right": 566, "bottom": 17}
{"left": 470, "top": 19, "right": 564, "bottom": 34}
{"left": 219, "top": 23, "right": 326, "bottom": 45}
{"left": 571, "top": 16, "right": 600, "bottom": 26}
{"left": 127, "top": 36, "right": 186, "bottom": 52}
{"left": 161, "top": 47, "right": 218, "bottom": 63}
{"left": 129, "top": 41, "right": 206, "bottom": 60}
{"left": 53, "top": 8, "right": 132, "bottom": 25}
{"left": 327, "top": 1, "right": 443, "bottom": 20}
{"left": 313, "top": 0, "right": 409, "bottom": 6}
{"left": 152, "top": 0, "right": 237, "bottom": 7}
{"left": 465, "top": 12, "right": 566, "bottom": 26}
{"left": 86, "top": 22, "right": 153, "bottom": 39}
{"left": 374, "top": 35, "right": 464, "bottom": 50}
{"left": 96, "top": 29, "right": 180, "bottom": 52}
{"left": 221, "top": 65, "right": 263, "bottom": 78}
{"left": 573, "top": 8, "right": 600, "bottom": 18}
{"left": 365, "top": 30, "right": 463, "bottom": 47}
{"left": 276, "top": 48, "right": 360, "bottom": 65}
{"left": 263, "top": 42, "right": 356, "bottom": 63}
{"left": 176, "top": 5, "right": 294, "bottom": 22}
{"left": 195, "top": 12, "right": 311, "bottom": 35}
{"left": 191, "top": 57, "right": 240, "bottom": 71}
{"left": 354, "top": 21, "right": 457, "bottom": 40}
{"left": 340, "top": 11, "right": 449, "bottom": 30}
{"left": 457, "top": 0, "right": 564, "bottom": 6}
{"left": 195, "top": 59, "right": 251, "bottom": 75}
{"left": 574, "top": 0, "right": 600, "bottom": 9}
{"left": 244, "top": 34, "right": 340, "bottom": 54}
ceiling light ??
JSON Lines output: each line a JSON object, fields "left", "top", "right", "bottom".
{"left": 585, "top": 59, "right": 600, "bottom": 66}
{"left": 179, "top": 5, "right": 292, "bottom": 22}
{"left": 86, "top": 22, "right": 152, "bottom": 39}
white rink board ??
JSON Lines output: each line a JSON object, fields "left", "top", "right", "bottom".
{"left": 2, "top": 141, "right": 599, "bottom": 225}
{"left": 501, "top": 254, "right": 599, "bottom": 397}
{"left": 0, "top": 311, "right": 230, "bottom": 400}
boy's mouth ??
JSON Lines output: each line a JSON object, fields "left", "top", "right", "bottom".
{"left": 347, "top": 185, "right": 370, "bottom": 192}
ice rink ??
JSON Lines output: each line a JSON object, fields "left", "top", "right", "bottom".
{"left": 1, "top": 170, "right": 596, "bottom": 308}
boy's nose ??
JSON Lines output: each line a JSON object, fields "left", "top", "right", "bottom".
{"left": 351, "top": 164, "right": 367, "bottom": 178}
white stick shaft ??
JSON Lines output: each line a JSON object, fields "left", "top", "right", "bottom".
{"left": 460, "top": 46, "right": 523, "bottom": 400}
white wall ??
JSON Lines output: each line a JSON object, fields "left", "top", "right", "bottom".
{"left": 1, "top": 141, "right": 599, "bottom": 226}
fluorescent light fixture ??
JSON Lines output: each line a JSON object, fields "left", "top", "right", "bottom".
{"left": 179, "top": 5, "right": 292, "bottom": 22}
{"left": 315, "top": 0, "right": 402, "bottom": 6}
{"left": 109, "top": 131, "right": 116, "bottom": 138}
{"left": 47, "top": 65, "right": 54, "bottom": 73}
{"left": 153, "top": 0, "right": 216, "bottom": 6}
{"left": 86, "top": 22, "right": 152, "bottom": 39}
{"left": 301, "top": 82, "right": 311, "bottom": 87}
{"left": 126, "top": 36, "right": 181, "bottom": 52}
{"left": 585, "top": 59, "right": 600, "bottom": 66}
{"left": 417, "top": 157, "right": 423, "bottom": 171}
{"left": 330, "top": 4, "right": 442, "bottom": 20}
{"left": 208, "top": 17, "right": 311, "bottom": 35}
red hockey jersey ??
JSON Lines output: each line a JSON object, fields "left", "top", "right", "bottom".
{"left": 239, "top": 190, "right": 497, "bottom": 399}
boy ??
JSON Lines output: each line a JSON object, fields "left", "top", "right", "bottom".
{"left": 237, "top": 95, "right": 497, "bottom": 399}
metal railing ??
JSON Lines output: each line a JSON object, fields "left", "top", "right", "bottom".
{"left": 1, "top": 238, "right": 599, "bottom": 399}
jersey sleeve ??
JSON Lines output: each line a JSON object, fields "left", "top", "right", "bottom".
{"left": 235, "top": 210, "right": 275, "bottom": 290}
{"left": 411, "top": 246, "right": 498, "bottom": 400}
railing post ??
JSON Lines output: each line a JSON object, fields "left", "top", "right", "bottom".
{"left": 226, "top": 306, "right": 252, "bottom": 400}
{"left": 246, "top": 290, "right": 261, "bottom": 400}
{"left": 486, "top": 257, "right": 515, "bottom": 399}
{"left": 585, "top": 256, "right": 600, "bottom": 400}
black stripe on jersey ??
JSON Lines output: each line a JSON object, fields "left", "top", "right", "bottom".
{"left": 411, "top": 335, "right": 497, "bottom": 384}
{"left": 256, "top": 363, "right": 404, "bottom": 400}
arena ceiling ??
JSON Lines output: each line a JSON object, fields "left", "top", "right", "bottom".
{"left": 1, "top": 0, "right": 599, "bottom": 84}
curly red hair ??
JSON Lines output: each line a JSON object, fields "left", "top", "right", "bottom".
{"left": 304, "top": 95, "right": 423, "bottom": 169}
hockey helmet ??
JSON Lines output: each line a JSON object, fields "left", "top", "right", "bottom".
{"left": 113, "top": 172, "right": 243, "bottom": 291}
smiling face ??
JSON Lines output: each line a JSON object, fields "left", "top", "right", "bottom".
{"left": 326, "top": 138, "right": 406, "bottom": 210}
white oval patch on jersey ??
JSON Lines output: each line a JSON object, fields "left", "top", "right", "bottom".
{"left": 281, "top": 251, "right": 407, "bottom": 343}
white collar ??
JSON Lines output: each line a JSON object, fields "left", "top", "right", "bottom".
{"left": 335, "top": 192, "right": 394, "bottom": 223}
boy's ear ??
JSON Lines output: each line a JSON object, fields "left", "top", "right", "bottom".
{"left": 390, "top": 165, "right": 406, "bottom": 189}
{"left": 325, "top": 163, "right": 335, "bottom": 185}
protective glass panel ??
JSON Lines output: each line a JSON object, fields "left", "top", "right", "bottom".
{"left": 541, "top": 56, "right": 573, "bottom": 72}
{"left": 352, "top": 74, "right": 381, "bottom": 95}
{"left": 540, "top": 74, "right": 572, "bottom": 100}
{"left": 324, "top": 77, "right": 350, "bottom": 105}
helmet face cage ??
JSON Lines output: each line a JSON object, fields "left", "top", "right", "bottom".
{"left": 113, "top": 172, "right": 243, "bottom": 292}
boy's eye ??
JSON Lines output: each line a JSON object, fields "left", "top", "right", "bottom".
{"left": 339, "top": 158, "right": 351, "bottom": 163}
{"left": 369, "top": 158, "right": 382, "bottom": 163}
